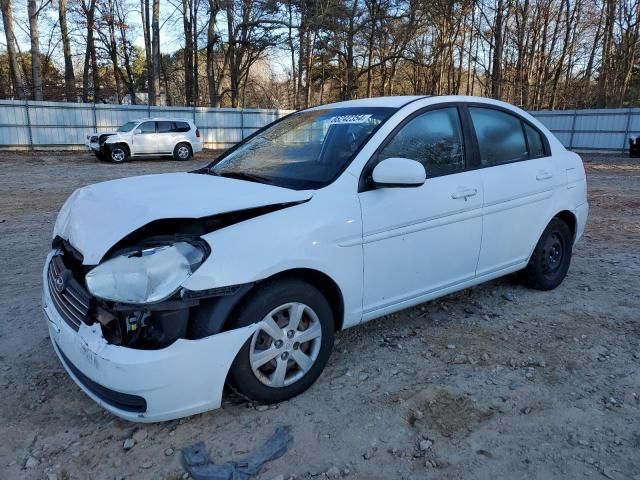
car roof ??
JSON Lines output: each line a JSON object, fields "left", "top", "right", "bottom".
{"left": 305, "top": 95, "right": 531, "bottom": 112}
{"left": 131, "top": 117, "right": 193, "bottom": 123}
{"left": 306, "top": 96, "right": 427, "bottom": 110}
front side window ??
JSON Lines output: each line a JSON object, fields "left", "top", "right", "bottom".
{"left": 469, "top": 107, "right": 528, "bottom": 165}
{"left": 138, "top": 121, "right": 156, "bottom": 134}
{"left": 209, "top": 107, "right": 395, "bottom": 189}
{"left": 157, "top": 121, "right": 173, "bottom": 133}
{"left": 117, "top": 121, "right": 137, "bottom": 133}
{"left": 376, "top": 107, "right": 465, "bottom": 177}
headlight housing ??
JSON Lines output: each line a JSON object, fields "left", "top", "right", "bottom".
{"left": 85, "top": 241, "right": 207, "bottom": 304}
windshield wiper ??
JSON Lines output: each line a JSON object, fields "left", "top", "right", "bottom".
{"left": 212, "top": 170, "right": 274, "bottom": 185}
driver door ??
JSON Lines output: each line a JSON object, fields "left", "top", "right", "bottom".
{"left": 133, "top": 121, "right": 157, "bottom": 154}
{"left": 358, "top": 105, "right": 484, "bottom": 318}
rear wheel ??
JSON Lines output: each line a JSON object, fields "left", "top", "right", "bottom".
{"left": 228, "top": 279, "right": 334, "bottom": 404}
{"left": 173, "top": 142, "right": 192, "bottom": 161}
{"left": 109, "top": 145, "right": 129, "bottom": 163}
{"left": 522, "top": 218, "right": 573, "bottom": 290}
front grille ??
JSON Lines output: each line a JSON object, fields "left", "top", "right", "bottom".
{"left": 90, "top": 135, "right": 98, "bottom": 143}
{"left": 47, "top": 254, "right": 92, "bottom": 331}
{"left": 56, "top": 342, "right": 147, "bottom": 413}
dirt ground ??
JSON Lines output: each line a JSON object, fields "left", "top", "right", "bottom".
{"left": 0, "top": 150, "right": 639, "bottom": 480}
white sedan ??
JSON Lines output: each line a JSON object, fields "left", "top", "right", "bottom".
{"left": 43, "top": 96, "right": 588, "bottom": 422}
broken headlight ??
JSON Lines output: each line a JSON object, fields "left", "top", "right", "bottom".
{"left": 85, "top": 241, "right": 206, "bottom": 304}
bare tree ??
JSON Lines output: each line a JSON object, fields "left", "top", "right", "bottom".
{"left": 1, "top": 0, "right": 26, "bottom": 99}
{"left": 58, "top": 0, "right": 76, "bottom": 101}
{"left": 152, "top": 0, "right": 160, "bottom": 104}
{"left": 28, "top": 0, "right": 50, "bottom": 100}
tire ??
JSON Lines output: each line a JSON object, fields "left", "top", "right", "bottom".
{"left": 173, "top": 142, "right": 192, "bottom": 161}
{"left": 522, "top": 217, "right": 573, "bottom": 290}
{"left": 109, "top": 144, "right": 129, "bottom": 163}
{"left": 228, "top": 279, "right": 335, "bottom": 404}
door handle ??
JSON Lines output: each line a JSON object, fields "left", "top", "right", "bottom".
{"left": 451, "top": 188, "right": 478, "bottom": 200}
{"left": 536, "top": 171, "right": 553, "bottom": 181}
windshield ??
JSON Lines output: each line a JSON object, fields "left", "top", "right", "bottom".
{"left": 117, "top": 121, "right": 138, "bottom": 133}
{"left": 209, "top": 107, "right": 395, "bottom": 189}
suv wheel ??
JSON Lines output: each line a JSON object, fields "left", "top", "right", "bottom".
{"left": 228, "top": 279, "right": 335, "bottom": 404}
{"left": 174, "top": 143, "right": 192, "bottom": 161}
{"left": 109, "top": 145, "right": 129, "bottom": 163}
{"left": 522, "top": 217, "right": 573, "bottom": 290}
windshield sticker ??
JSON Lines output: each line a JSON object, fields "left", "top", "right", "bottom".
{"left": 328, "top": 114, "right": 372, "bottom": 124}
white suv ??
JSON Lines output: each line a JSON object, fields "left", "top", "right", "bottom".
{"left": 85, "top": 118, "right": 203, "bottom": 162}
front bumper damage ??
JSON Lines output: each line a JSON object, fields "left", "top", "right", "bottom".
{"left": 42, "top": 252, "right": 258, "bottom": 422}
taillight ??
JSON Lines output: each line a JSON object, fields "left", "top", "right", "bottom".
{"left": 195, "top": 128, "right": 201, "bottom": 138}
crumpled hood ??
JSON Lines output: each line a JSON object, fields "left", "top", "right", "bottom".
{"left": 54, "top": 172, "right": 313, "bottom": 264}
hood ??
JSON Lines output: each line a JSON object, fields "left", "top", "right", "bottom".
{"left": 54, "top": 172, "right": 313, "bottom": 264}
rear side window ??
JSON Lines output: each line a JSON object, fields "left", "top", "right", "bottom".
{"left": 378, "top": 107, "right": 465, "bottom": 177}
{"left": 138, "top": 121, "right": 156, "bottom": 134}
{"left": 174, "top": 122, "right": 191, "bottom": 132}
{"left": 524, "top": 122, "right": 545, "bottom": 158}
{"left": 157, "top": 121, "right": 173, "bottom": 133}
{"left": 469, "top": 107, "right": 527, "bottom": 165}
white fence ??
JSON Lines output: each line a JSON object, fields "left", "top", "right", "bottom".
{"left": 0, "top": 99, "right": 637, "bottom": 152}
{"left": 0, "top": 100, "right": 292, "bottom": 150}
{"left": 530, "top": 107, "right": 640, "bottom": 151}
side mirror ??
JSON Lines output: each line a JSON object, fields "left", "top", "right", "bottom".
{"left": 134, "top": 129, "right": 142, "bottom": 135}
{"left": 371, "top": 157, "right": 426, "bottom": 188}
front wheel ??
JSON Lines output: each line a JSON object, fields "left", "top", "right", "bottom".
{"left": 228, "top": 279, "right": 334, "bottom": 404}
{"left": 522, "top": 218, "right": 573, "bottom": 290}
{"left": 173, "top": 142, "right": 192, "bottom": 161}
{"left": 109, "top": 145, "right": 129, "bottom": 163}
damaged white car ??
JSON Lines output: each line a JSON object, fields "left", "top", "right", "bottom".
{"left": 43, "top": 96, "right": 588, "bottom": 422}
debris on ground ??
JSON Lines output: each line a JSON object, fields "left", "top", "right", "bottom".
{"left": 181, "top": 426, "right": 292, "bottom": 480}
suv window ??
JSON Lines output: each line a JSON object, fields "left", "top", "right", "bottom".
{"left": 469, "top": 107, "right": 528, "bottom": 165}
{"left": 524, "top": 122, "right": 546, "bottom": 158}
{"left": 377, "top": 107, "right": 465, "bottom": 177}
{"left": 174, "top": 121, "right": 190, "bottom": 132}
{"left": 138, "top": 121, "right": 156, "bottom": 134}
{"left": 157, "top": 121, "right": 173, "bottom": 133}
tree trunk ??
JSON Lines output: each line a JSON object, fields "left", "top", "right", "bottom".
{"left": 490, "top": 0, "right": 505, "bottom": 99}
{"left": 58, "top": 0, "right": 75, "bottom": 101}
{"left": 597, "top": 0, "right": 615, "bottom": 107}
{"left": 82, "top": 0, "right": 99, "bottom": 102}
{"left": 27, "top": 0, "right": 43, "bottom": 100}
{"left": 152, "top": 0, "right": 161, "bottom": 105}
{"left": 0, "top": 0, "right": 26, "bottom": 99}
{"left": 193, "top": 1, "right": 199, "bottom": 105}
{"left": 182, "top": 0, "right": 195, "bottom": 106}
{"left": 207, "top": 0, "right": 220, "bottom": 107}
{"left": 142, "top": 0, "right": 155, "bottom": 105}
{"left": 106, "top": 0, "right": 122, "bottom": 103}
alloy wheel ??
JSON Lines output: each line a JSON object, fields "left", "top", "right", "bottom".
{"left": 111, "top": 148, "right": 125, "bottom": 162}
{"left": 178, "top": 146, "right": 190, "bottom": 159}
{"left": 249, "top": 302, "right": 322, "bottom": 388}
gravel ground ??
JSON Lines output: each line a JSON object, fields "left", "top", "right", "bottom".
{"left": 0, "top": 151, "right": 639, "bottom": 480}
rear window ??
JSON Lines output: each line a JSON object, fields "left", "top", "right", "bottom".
{"left": 157, "top": 121, "right": 191, "bottom": 133}
{"left": 174, "top": 122, "right": 190, "bottom": 132}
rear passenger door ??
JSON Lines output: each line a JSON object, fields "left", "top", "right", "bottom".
{"left": 466, "top": 105, "right": 561, "bottom": 278}
{"left": 157, "top": 121, "right": 176, "bottom": 154}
